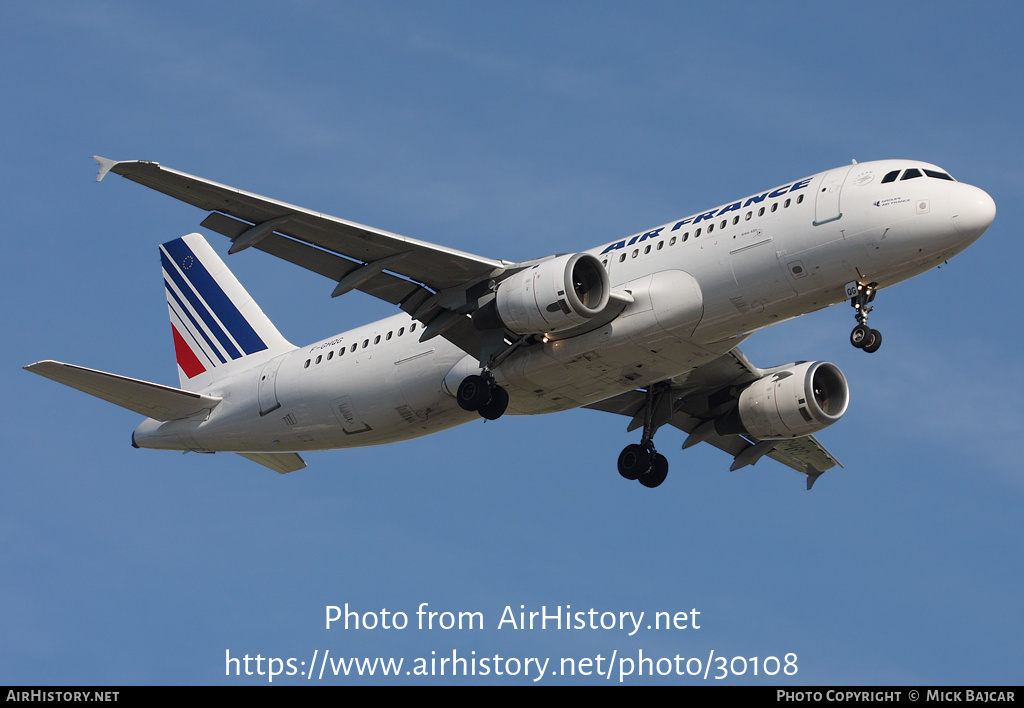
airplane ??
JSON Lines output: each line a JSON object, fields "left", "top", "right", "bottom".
{"left": 25, "top": 156, "right": 995, "bottom": 489}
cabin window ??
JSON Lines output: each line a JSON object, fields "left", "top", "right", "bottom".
{"left": 362, "top": 339, "right": 369, "bottom": 348}
{"left": 386, "top": 331, "right": 393, "bottom": 340}
{"left": 304, "top": 359, "right": 310, "bottom": 368}
{"left": 374, "top": 335, "right": 381, "bottom": 345}
{"left": 398, "top": 327, "right": 404, "bottom": 336}
{"left": 669, "top": 236, "right": 677, "bottom": 245}
{"left": 619, "top": 253, "right": 626, "bottom": 262}
{"left": 643, "top": 244, "right": 651, "bottom": 254}
{"left": 707, "top": 223, "right": 714, "bottom": 233}
{"left": 745, "top": 211, "right": 752, "bottom": 220}
{"left": 410, "top": 323, "right": 417, "bottom": 332}
{"left": 758, "top": 207, "right": 765, "bottom": 216}
{"left": 632, "top": 249, "right": 638, "bottom": 258}
{"left": 656, "top": 241, "right": 663, "bottom": 250}
{"left": 327, "top": 351, "right": 334, "bottom": 360}
{"left": 771, "top": 203, "right": 778, "bottom": 212}
{"left": 784, "top": 198, "right": 791, "bottom": 208}
{"left": 797, "top": 194, "right": 804, "bottom": 204}
{"left": 315, "top": 355, "right": 322, "bottom": 364}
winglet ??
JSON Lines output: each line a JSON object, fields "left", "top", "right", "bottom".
{"left": 806, "top": 467, "right": 825, "bottom": 490}
{"left": 92, "top": 155, "right": 119, "bottom": 182}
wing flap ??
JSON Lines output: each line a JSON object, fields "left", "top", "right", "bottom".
{"left": 25, "top": 360, "right": 221, "bottom": 421}
{"left": 766, "top": 436, "right": 843, "bottom": 475}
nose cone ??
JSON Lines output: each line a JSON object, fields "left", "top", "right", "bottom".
{"left": 950, "top": 183, "right": 996, "bottom": 239}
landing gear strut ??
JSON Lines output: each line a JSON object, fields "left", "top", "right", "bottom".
{"left": 457, "top": 372, "right": 509, "bottom": 420}
{"left": 849, "top": 282, "right": 882, "bottom": 353}
{"left": 616, "top": 386, "right": 669, "bottom": 488}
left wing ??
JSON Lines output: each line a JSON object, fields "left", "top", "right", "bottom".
{"left": 585, "top": 348, "right": 843, "bottom": 489}
{"left": 94, "top": 156, "right": 510, "bottom": 357}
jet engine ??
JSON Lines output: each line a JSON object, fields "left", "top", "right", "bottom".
{"left": 718, "top": 361, "right": 849, "bottom": 439}
{"left": 482, "top": 253, "right": 611, "bottom": 335}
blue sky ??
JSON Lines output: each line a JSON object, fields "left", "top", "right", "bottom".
{"left": 3, "top": 1, "right": 1021, "bottom": 685}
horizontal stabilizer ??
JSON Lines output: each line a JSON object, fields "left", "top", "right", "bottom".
{"left": 25, "top": 360, "right": 221, "bottom": 421}
{"left": 237, "top": 452, "right": 306, "bottom": 474}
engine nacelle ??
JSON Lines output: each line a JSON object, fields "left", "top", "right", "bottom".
{"left": 490, "top": 253, "right": 611, "bottom": 335}
{"left": 721, "top": 361, "right": 849, "bottom": 440}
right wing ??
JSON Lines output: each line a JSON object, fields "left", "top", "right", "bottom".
{"left": 584, "top": 348, "right": 843, "bottom": 489}
{"left": 94, "top": 156, "right": 511, "bottom": 358}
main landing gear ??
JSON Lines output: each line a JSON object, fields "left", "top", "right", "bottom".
{"left": 618, "top": 443, "right": 669, "bottom": 488}
{"left": 616, "top": 386, "right": 669, "bottom": 488}
{"left": 456, "top": 372, "right": 509, "bottom": 420}
{"left": 849, "top": 282, "right": 882, "bottom": 353}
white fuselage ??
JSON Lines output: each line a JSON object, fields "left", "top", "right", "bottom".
{"left": 133, "top": 159, "right": 994, "bottom": 454}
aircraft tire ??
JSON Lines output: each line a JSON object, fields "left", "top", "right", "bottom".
{"left": 850, "top": 324, "right": 872, "bottom": 349}
{"left": 639, "top": 453, "right": 669, "bottom": 488}
{"left": 862, "top": 329, "right": 882, "bottom": 353}
{"left": 457, "top": 375, "right": 490, "bottom": 411}
{"left": 617, "top": 444, "right": 649, "bottom": 480}
{"left": 479, "top": 385, "right": 509, "bottom": 420}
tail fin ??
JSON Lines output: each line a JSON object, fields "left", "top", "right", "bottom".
{"left": 161, "top": 233, "right": 293, "bottom": 390}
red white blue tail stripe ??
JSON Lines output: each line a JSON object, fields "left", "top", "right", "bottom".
{"left": 160, "top": 234, "right": 275, "bottom": 383}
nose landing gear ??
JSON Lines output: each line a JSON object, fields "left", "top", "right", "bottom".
{"left": 849, "top": 282, "right": 882, "bottom": 353}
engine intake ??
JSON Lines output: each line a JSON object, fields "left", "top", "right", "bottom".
{"left": 484, "top": 253, "right": 611, "bottom": 335}
{"left": 718, "top": 361, "right": 849, "bottom": 440}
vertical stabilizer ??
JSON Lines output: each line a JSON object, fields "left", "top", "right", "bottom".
{"left": 161, "top": 233, "right": 293, "bottom": 391}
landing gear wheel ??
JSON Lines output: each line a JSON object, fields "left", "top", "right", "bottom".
{"left": 617, "top": 444, "right": 649, "bottom": 480}
{"left": 457, "top": 375, "right": 490, "bottom": 412}
{"left": 638, "top": 453, "right": 669, "bottom": 488}
{"left": 478, "top": 385, "right": 509, "bottom": 420}
{"left": 850, "top": 324, "right": 872, "bottom": 348}
{"left": 862, "top": 329, "right": 882, "bottom": 353}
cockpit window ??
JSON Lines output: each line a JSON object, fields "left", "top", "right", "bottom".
{"left": 884, "top": 167, "right": 954, "bottom": 184}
